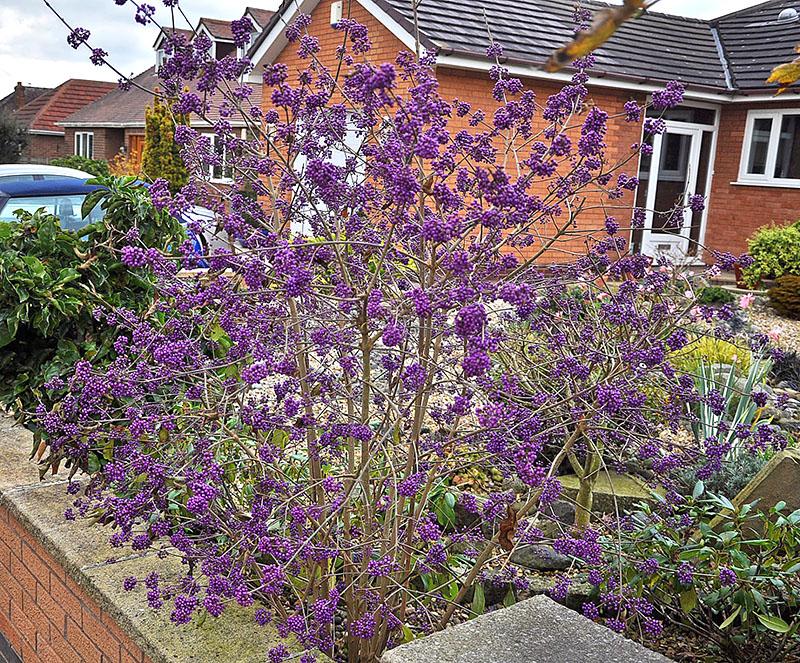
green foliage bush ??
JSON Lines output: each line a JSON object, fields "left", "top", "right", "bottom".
{"left": 744, "top": 223, "right": 800, "bottom": 287}
{"left": 768, "top": 275, "right": 800, "bottom": 320}
{"left": 697, "top": 286, "right": 736, "bottom": 305}
{"left": 594, "top": 489, "right": 800, "bottom": 662}
{"left": 0, "top": 177, "right": 184, "bottom": 430}
{"left": 676, "top": 452, "right": 769, "bottom": 499}
{"left": 50, "top": 155, "right": 110, "bottom": 178}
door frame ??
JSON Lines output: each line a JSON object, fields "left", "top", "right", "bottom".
{"left": 640, "top": 122, "right": 705, "bottom": 257}
{"left": 635, "top": 103, "right": 720, "bottom": 262}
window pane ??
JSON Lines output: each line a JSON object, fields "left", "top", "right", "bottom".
{"left": 747, "top": 118, "right": 773, "bottom": 175}
{"left": 0, "top": 194, "right": 96, "bottom": 230}
{"left": 688, "top": 131, "right": 714, "bottom": 256}
{"left": 774, "top": 115, "right": 800, "bottom": 179}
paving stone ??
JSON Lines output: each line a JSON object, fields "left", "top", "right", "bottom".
{"left": 85, "top": 555, "right": 291, "bottom": 663}
{"left": 381, "top": 595, "right": 671, "bottom": 663}
{"left": 0, "top": 417, "right": 66, "bottom": 492}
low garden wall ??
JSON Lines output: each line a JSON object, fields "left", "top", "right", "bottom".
{"left": 0, "top": 416, "right": 288, "bottom": 663}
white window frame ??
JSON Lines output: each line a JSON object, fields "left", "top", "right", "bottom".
{"left": 738, "top": 109, "right": 800, "bottom": 188}
{"left": 202, "top": 130, "right": 247, "bottom": 184}
{"left": 74, "top": 132, "right": 94, "bottom": 158}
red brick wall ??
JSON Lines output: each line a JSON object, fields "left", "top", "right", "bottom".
{"left": 434, "top": 67, "right": 644, "bottom": 260}
{"left": 62, "top": 128, "right": 127, "bottom": 162}
{"left": 0, "top": 504, "right": 152, "bottom": 663}
{"left": 21, "top": 134, "right": 68, "bottom": 164}
{"left": 704, "top": 102, "right": 800, "bottom": 258}
{"left": 267, "top": 0, "right": 646, "bottom": 262}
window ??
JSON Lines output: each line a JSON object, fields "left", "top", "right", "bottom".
{"left": 156, "top": 48, "right": 167, "bottom": 68}
{"left": 740, "top": 110, "right": 800, "bottom": 186}
{"left": 74, "top": 132, "right": 94, "bottom": 159}
{"left": 0, "top": 194, "right": 103, "bottom": 231}
{"left": 203, "top": 133, "right": 234, "bottom": 183}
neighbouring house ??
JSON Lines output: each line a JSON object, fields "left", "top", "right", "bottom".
{"left": 0, "top": 83, "right": 51, "bottom": 116}
{"left": 60, "top": 7, "right": 274, "bottom": 181}
{"left": 248, "top": 0, "right": 800, "bottom": 261}
{"left": 1, "top": 80, "right": 116, "bottom": 164}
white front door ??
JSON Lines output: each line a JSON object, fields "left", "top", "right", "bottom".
{"left": 640, "top": 123, "right": 705, "bottom": 259}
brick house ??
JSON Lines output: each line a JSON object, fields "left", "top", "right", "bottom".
{"left": 1, "top": 80, "right": 116, "bottom": 164}
{"left": 60, "top": 8, "right": 274, "bottom": 180}
{"left": 247, "top": 0, "right": 800, "bottom": 261}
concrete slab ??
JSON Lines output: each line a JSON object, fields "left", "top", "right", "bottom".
{"left": 381, "top": 595, "right": 671, "bottom": 663}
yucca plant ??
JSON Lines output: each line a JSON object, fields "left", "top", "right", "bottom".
{"left": 691, "top": 354, "right": 773, "bottom": 460}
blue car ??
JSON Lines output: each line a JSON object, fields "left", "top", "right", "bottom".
{"left": 0, "top": 177, "right": 206, "bottom": 261}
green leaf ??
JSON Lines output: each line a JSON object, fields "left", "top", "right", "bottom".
{"left": 435, "top": 496, "right": 456, "bottom": 530}
{"left": 784, "top": 562, "right": 800, "bottom": 575}
{"left": 503, "top": 588, "right": 516, "bottom": 608}
{"left": 756, "top": 614, "right": 791, "bottom": 633}
{"left": 692, "top": 480, "right": 705, "bottom": 499}
{"left": 471, "top": 583, "right": 485, "bottom": 617}
{"left": 680, "top": 588, "right": 698, "bottom": 614}
{"left": 720, "top": 605, "right": 742, "bottom": 630}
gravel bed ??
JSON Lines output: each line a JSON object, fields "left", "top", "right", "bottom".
{"left": 745, "top": 299, "right": 800, "bottom": 352}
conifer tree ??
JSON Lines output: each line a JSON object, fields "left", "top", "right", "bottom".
{"left": 142, "top": 94, "right": 188, "bottom": 191}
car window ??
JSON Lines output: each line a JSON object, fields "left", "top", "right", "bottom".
{"left": 0, "top": 175, "right": 39, "bottom": 183}
{"left": 0, "top": 175, "right": 85, "bottom": 183}
{"left": 0, "top": 194, "right": 103, "bottom": 231}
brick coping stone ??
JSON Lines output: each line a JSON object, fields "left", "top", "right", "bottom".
{"left": 0, "top": 415, "right": 299, "bottom": 662}
{"left": 381, "top": 595, "right": 672, "bottom": 663}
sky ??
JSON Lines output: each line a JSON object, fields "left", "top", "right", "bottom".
{"left": 0, "top": 0, "right": 766, "bottom": 95}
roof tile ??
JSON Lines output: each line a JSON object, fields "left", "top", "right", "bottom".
{"left": 12, "top": 79, "right": 116, "bottom": 133}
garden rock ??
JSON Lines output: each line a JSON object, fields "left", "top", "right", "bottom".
{"left": 559, "top": 472, "right": 654, "bottom": 516}
{"left": 510, "top": 544, "right": 571, "bottom": 571}
{"left": 381, "top": 595, "right": 671, "bottom": 663}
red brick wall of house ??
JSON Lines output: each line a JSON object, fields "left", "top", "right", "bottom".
{"left": 266, "top": 0, "right": 646, "bottom": 262}
{"left": 21, "top": 134, "right": 68, "bottom": 164}
{"left": 63, "top": 128, "right": 127, "bottom": 162}
{"left": 0, "top": 504, "right": 152, "bottom": 663}
{"left": 704, "top": 101, "right": 800, "bottom": 258}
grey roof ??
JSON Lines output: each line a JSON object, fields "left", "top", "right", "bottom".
{"left": 713, "top": 0, "right": 800, "bottom": 91}
{"left": 380, "top": 0, "right": 728, "bottom": 90}
{"left": 252, "top": 0, "right": 800, "bottom": 95}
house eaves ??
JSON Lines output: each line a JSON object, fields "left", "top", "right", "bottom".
{"left": 248, "top": 0, "right": 800, "bottom": 100}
